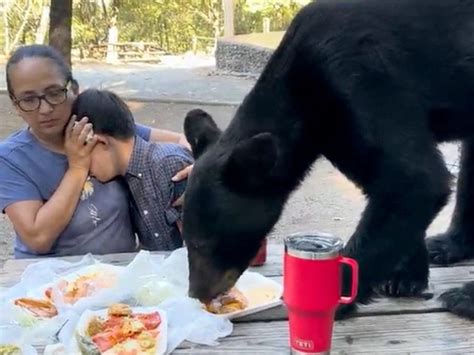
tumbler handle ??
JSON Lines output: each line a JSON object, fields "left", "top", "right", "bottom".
{"left": 339, "top": 257, "right": 359, "bottom": 304}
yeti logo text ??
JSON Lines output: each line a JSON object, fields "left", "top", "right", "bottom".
{"left": 295, "top": 338, "right": 314, "bottom": 350}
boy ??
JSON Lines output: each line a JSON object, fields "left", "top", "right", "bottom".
{"left": 72, "top": 89, "right": 193, "bottom": 250}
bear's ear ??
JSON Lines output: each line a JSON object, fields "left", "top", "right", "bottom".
{"left": 223, "top": 132, "right": 278, "bottom": 193}
{"left": 184, "top": 109, "right": 222, "bottom": 159}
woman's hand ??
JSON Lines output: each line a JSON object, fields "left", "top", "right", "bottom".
{"left": 64, "top": 116, "right": 97, "bottom": 171}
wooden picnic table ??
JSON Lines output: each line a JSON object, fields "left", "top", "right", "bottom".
{"left": 76, "top": 42, "right": 165, "bottom": 62}
{"left": 1, "top": 243, "right": 473, "bottom": 353}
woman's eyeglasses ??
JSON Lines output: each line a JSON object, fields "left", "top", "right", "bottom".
{"left": 13, "top": 83, "right": 69, "bottom": 112}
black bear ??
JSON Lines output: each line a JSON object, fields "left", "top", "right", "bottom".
{"left": 182, "top": 0, "right": 474, "bottom": 319}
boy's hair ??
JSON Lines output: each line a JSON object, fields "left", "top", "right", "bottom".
{"left": 71, "top": 89, "right": 135, "bottom": 139}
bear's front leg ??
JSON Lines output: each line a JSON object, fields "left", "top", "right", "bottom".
{"left": 426, "top": 140, "right": 474, "bottom": 265}
{"left": 427, "top": 230, "right": 474, "bottom": 265}
{"left": 334, "top": 154, "right": 450, "bottom": 319}
{"left": 378, "top": 239, "right": 431, "bottom": 298}
{"left": 439, "top": 281, "right": 474, "bottom": 319}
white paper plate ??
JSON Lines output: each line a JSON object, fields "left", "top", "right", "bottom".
{"left": 214, "top": 271, "right": 283, "bottom": 320}
{"left": 27, "top": 263, "right": 125, "bottom": 302}
{"left": 71, "top": 306, "right": 168, "bottom": 355}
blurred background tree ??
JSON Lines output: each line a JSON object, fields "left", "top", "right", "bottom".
{"left": 49, "top": 0, "right": 73, "bottom": 66}
{"left": 0, "top": 0, "right": 310, "bottom": 60}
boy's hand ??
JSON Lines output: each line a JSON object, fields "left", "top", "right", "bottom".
{"left": 172, "top": 193, "right": 185, "bottom": 207}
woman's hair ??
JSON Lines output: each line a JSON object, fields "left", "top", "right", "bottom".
{"left": 71, "top": 89, "right": 136, "bottom": 140}
{"left": 6, "top": 44, "right": 78, "bottom": 97}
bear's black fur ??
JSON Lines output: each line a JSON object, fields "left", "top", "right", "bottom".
{"left": 182, "top": 0, "right": 474, "bottom": 319}
{"left": 439, "top": 281, "right": 474, "bottom": 319}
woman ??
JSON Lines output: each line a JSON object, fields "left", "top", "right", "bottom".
{"left": 0, "top": 44, "right": 191, "bottom": 258}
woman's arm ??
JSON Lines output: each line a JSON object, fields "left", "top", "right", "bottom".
{"left": 6, "top": 167, "right": 88, "bottom": 253}
{"left": 4, "top": 118, "right": 97, "bottom": 253}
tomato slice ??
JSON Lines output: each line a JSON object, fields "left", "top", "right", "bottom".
{"left": 116, "top": 350, "right": 139, "bottom": 355}
{"left": 92, "top": 331, "right": 118, "bottom": 352}
{"left": 103, "top": 315, "right": 125, "bottom": 331}
{"left": 92, "top": 311, "right": 161, "bottom": 352}
{"left": 133, "top": 312, "right": 161, "bottom": 330}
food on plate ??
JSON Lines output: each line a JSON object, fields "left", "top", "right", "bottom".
{"left": 14, "top": 268, "right": 119, "bottom": 318}
{"left": 205, "top": 287, "right": 248, "bottom": 314}
{"left": 76, "top": 334, "right": 100, "bottom": 355}
{"left": 77, "top": 303, "right": 162, "bottom": 354}
{"left": 45, "top": 271, "right": 118, "bottom": 305}
{"left": 108, "top": 303, "right": 132, "bottom": 317}
{"left": 76, "top": 335, "right": 101, "bottom": 355}
{"left": 86, "top": 316, "right": 104, "bottom": 337}
{"left": 0, "top": 344, "right": 22, "bottom": 355}
{"left": 14, "top": 297, "right": 58, "bottom": 318}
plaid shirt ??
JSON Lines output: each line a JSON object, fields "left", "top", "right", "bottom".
{"left": 125, "top": 136, "right": 194, "bottom": 250}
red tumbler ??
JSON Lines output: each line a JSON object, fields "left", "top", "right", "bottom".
{"left": 283, "top": 232, "right": 358, "bottom": 354}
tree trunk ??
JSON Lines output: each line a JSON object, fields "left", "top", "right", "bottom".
{"left": 48, "top": 0, "right": 73, "bottom": 67}
{"left": 222, "top": 0, "right": 234, "bottom": 38}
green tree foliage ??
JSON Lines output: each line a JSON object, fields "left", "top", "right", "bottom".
{"left": 1, "top": 0, "right": 309, "bottom": 56}
{"left": 1, "top": 0, "right": 46, "bottom": 54}
{"left": 114, "top": 0, "right": 222, "bottom": 53}
{"left": 72, "top": 0, "right": 109, "bottom": 49}
{"left": 235, "top": 0, "right": 304, "bottom": 35}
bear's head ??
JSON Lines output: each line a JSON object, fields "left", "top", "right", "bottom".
{"left": 182, "top": 109, "right": 285, "bottom": 302}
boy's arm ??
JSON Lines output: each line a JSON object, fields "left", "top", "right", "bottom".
{"left": 135, "top": 124, "right": 191, "bottom": 150}
{"left": 150, "top": 129, "right": 191, "bottom": 151}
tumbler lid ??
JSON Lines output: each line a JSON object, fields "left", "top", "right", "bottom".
{"left": 284, "top": 232, "right": 344, "bottom": 260}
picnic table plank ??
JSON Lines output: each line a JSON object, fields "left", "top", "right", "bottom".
{"left": 175, "top": 312, "right": 474, "bottom": 354}
{"left": 2, "top": 244, "right": 284, "bottom": 271}
{"left": 0, "top": 264, "right": 281, "bottom": 288}
{"left": 2, "top": 250, "right": 157, "bottom": 269}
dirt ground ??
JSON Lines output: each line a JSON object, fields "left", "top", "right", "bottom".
{"left": 0, "top": 95, "right": 458, "bottom": 266}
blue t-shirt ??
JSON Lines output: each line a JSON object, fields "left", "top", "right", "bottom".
{"left": 0, "top": 124, "right": 151, "bottom": 258}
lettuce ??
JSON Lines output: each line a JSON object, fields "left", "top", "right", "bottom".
{"left": 134, "top": 280, "right": 183, "bottom": 306}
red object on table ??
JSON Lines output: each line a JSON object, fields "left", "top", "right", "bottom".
{"left": 283, "top": 233, "right": 358, "bottom": 354}
{"left": 250, "top": 237, "right": 267, "bottom": 266}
